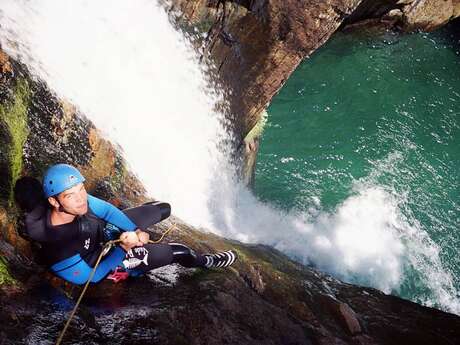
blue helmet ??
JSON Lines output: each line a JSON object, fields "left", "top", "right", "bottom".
{"left": 43, "top": 163, "right": 86, "bottom": 198}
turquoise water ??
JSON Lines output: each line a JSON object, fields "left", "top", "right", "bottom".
{"left": 255, "top": 24, "right": 460, "bottom": 313}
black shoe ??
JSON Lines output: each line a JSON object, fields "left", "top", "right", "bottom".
{"left": 204, "top": 250, "right": 237, "bottom": 268}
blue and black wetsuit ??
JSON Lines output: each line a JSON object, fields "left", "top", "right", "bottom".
{"left": 24, "top": 195, "right": 207, "bottom": 285}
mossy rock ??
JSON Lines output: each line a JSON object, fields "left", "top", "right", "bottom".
{"left": 0, "top": 121, "right": 12, "bottom": 206}
{"left": 0, "top": 78, "right": 30, "bottom": 207}
{"left": 0, "top": 256, "right": 17, "bottom": 286}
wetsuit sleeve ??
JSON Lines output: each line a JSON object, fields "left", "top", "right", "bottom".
{"left": 87, "top": 194, "right": 136, "bottom": 231}
{"left": 51, "top": 247, "right": 125, "bottom": 285}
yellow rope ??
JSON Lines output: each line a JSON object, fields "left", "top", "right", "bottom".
{"left": 55, "top": 223, "right": 177, "bottom": 345}
{"left": 149, "top": 223, "right": 176, "bottom": 243}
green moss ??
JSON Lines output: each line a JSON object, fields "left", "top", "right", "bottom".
{"left": 175, "top": 16, "right": 211, "bottom": 37}
{"left": 0, "top": 256, "right": 17, "bottom": 286}
{"left": 110, "top": 155, "right": 128, "bottom": 192}
{"left": 0, "top": 79, "right": 31, "bottom": 204}
{"left": 187, "top": 267, "right": 215, "bottom": 281}
{"left": 194, "top": 18, "right": 215, "bottom": 34}
{"left": 244, "top": 110, "right": 267, "bottom": 143}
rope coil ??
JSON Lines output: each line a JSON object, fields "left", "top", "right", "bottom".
{"left": 55, "top": 223, "right": 177, "bottom": 345}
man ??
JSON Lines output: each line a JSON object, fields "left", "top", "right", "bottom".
{"left": 14, "top": 163, "right": 237, "bottom": 285}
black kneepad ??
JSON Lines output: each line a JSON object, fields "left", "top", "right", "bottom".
{"left": 157, "top": 202, "right": 171, "bottom": 221}
{"left": 170, "top": 243, "right": 197, "bottom": 267}
{"left": 170, "top": 243, "right": 194, "bottom": 256}
{"left": 144, "top": 201, "right": 171, "bottom": 221}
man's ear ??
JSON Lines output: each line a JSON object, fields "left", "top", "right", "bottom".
{"left": 48, "top": 196, "right": 59, "bottom": 209}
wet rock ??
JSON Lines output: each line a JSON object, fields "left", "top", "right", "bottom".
{"left": 345, "top": 0, "right": 460, "bottom": 32}
{"left": 382, "top": 8, "right": 403, "bottom": 22}
{"left": 242, "top": 263, "right": 266, "bottom": 294}
{"left": 402, "top": 0, "right": 455, "bottom": 31}
{"left": 353, "top": 334, "right": 380, "bottom": 345}
{"left": 0, "top": 51, "right": 13, "bottom": 75}
{"left": 318, "top": 294, "right": 362, "bottom": 336}
{"left": 455, "top": 0, "right": 460, "bottom": 17}
{"left": 339, "top": 302, "right": 362, "bottom": 335}
{"left": 1, "top": 239, "right": 460, "bottom": 344}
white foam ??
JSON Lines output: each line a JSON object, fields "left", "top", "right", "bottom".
{"left": 207, "top": 177, "right": 406, "bottom": 293}
{"left": 363, "top": 151, "right": 460, "bottom": 314}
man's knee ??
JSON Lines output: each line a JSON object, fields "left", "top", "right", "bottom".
{"left": 170, "top": 243, "right": 198, "bottom": 267}
{"left": 144, "top": 201, "right": 171, "bottom": 221}
{"left": 122, "top": 201, "right": 171, "bottom": 229}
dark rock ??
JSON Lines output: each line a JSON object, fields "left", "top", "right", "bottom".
{"left": 242, "top": 263, "right": 266, "bottom": 293}
{"left": 0, "top": 235, "right": 460, "bottom": 344}
{"left": 339, "top": 302, "right": 362, "bottom": 335}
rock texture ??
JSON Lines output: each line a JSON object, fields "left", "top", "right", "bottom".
{"left": 403, "top": 0, "right": 456, "bottom": 31}
{"left": 345, "top": 0, "right": 460, "bottom": 31}
{"left": 1, "top": 233, "right": 460, "bottom": 345}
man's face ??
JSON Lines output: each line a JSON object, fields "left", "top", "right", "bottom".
{"left": 54, "top": 183, "right": 88, "bottom": 216}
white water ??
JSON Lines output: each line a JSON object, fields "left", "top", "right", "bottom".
{"left": 0, "top": 0, "right": 232, "bottom": 228}
{"left": 1, "top": 0, "right": 458, "bottom": 314}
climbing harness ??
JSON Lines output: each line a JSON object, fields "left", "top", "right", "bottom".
{"left": 55, "top": 223, "right": 177, "bottom": 345}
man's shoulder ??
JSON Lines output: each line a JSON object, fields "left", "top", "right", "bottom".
{"left": 25, "top": 201, "right": 48, "bottom": 220}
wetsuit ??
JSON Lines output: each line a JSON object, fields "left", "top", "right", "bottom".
{"left": 24, "top": 195, "right": 207, "bottom": 285}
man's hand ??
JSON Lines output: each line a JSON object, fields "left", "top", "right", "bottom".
{"left": 119, "top": 231, "right": 143, "bottom": 251}
{"left": 136, "top": 229, "right": 150, "bottom": 245}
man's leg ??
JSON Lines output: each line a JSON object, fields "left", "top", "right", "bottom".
{"left": 122, "top": 243, "right": 204, "bottom": 272}
{"left": 121, "top": 243, "right": 237, "bottom": 272}
{"left": 122, "top": 201, "right": 171, "bottom": 229}
{"left": 119, "top": 201, "right": 237, "bottom": 272}
{"left": 123, "top": 243, "right": 173, "bottom": 271}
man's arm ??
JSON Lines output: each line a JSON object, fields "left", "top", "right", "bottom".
{"left": 87, "top": 194, "right": 137, "bottom": 231}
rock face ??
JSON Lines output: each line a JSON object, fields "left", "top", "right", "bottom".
{"left": 1, "top": 234, "right": 460, "bottom": 345}
{"left": 403, "top": 0, "right": 457, "bottom": 31}
{"left": 345, "top": 0, "right": 460, "bottom": 31}
{"left": 166, "top": 0, "right": 366, "bottom": 187}
{"left": 167, "top": 0, "right": 363, "bottom": 135}
{"left": 0, "top": 50, "right": 147, "bottom": 258}
{"left": 168, "top": 0, "right": 460, "bottom": 130}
